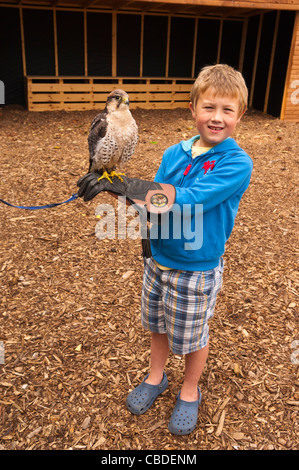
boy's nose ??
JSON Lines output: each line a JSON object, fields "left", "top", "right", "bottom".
{"left": 212, "top": 111, "right": 222, "bottom": 122}
{"left": 211, "top": 109, "right": 223, "bottom": 122}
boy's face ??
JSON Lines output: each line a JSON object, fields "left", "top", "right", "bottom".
{"left": 189, "top": 89, "right": 243, "bottom": 148}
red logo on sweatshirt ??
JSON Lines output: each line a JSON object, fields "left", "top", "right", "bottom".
{"left": 202, "top": 160, "right": 216, "bottom": 174}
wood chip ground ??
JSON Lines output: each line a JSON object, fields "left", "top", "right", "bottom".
{"left": 0, "top": 106, "right": 298, "bottom": 450}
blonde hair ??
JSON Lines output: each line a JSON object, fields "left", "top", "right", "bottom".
{"left": 190, "top": 64, "right": 248, "bottom": 116}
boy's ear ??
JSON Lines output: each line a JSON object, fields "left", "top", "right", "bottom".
{"left": 189, "top": 102, "right": 196, "bottom": 119}
{"left": 236, "top": 109, "right": 246, "bottom": 124}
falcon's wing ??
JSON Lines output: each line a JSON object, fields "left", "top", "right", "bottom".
{"left": 88, "top": 110, "right": 108, "bottom": 171}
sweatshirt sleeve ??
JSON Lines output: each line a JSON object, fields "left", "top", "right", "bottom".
{"left": 154, "top": 161, "right": 165, "bottom": 183}
{"left": 174, "top": 153, "right": 253, "bottom": 213}
{"left": 154, "top": 147, "right": 171, "bottom": 183}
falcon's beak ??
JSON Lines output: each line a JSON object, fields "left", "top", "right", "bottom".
{"left": 122, "top": 96, "right": 129, "bottom": 105}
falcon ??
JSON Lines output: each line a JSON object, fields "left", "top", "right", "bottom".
{"left": 87, "top": 89, "right": 138, "bottom": 183}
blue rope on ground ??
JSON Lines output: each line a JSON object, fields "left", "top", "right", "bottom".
{"left": 0, "top": 193, "right": 78, "bottom": 210}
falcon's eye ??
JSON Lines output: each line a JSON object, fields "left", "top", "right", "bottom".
{"left": 115, "top": 95, "right": 121, "bottom": 100}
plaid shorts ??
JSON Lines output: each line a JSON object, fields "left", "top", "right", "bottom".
{"left": 141, "top": 257, "right": 224, "bottom": 355}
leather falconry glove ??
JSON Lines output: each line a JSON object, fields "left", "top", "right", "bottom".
{"left": 77, "top": 172, "right": 175, "bottom": 216}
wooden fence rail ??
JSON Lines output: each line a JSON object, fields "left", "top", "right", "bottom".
{"left": 27, "top": 76, "right": 193, "bottom": 111}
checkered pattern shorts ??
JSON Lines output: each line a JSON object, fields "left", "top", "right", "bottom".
{"left": 141, "top": 257, "right": 224, "bottom": 355}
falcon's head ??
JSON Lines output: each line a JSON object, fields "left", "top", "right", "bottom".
{"left": 106, "top": 89, "right": 130, "bottom": 113}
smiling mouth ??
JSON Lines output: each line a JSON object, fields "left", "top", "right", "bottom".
{"left": 208, "top": 126, "right": 223, "bottom": 131}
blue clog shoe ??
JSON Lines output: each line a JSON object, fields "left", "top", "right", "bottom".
{"left": 126, "top": 372, "right": 168, "bottom": 415}
{"left": 168, "top": 387, "right": 202, "bottom": 435}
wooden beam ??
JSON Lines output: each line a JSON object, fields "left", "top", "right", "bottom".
{"left": 238, "top": 18, "right": 248, "bottom": 73}
{"left": 82, "top": 0, "right": 98, "bottom": 8}
{"left": 19, "top": 6, "right": 26, "bottom": 76}
{"left": 263, "top": 10, "right": 280, "bottom": 113}
{"left": 53, "top": 7, "right": 59, "bottom": 75}
{"left": 191, "top": 16, "right": 198, "bottom": 78}
{"left": 140, "top": 12, "right": 144, "bottom": 76}
{"left": 122, "top": 0, "right": 299, "bottom": 12}
{"left": 84, "top": 8, "right": 88, "bottom": 76}
{"left": 112, "top": 10, "right": 117, "bottom": 76}
{"left": 217, "top": 18, "right": 223, "bottom": 63}
{"left": 165, "top": 15, "right": 171, "bottom": 78}
{"left": 26, "top": 75, "right": 194, "bottom": 80}
{"left": 249, "top": 12, "right": 263, "bottom": 107}
{"left": 3, "top": 0, "right": 299, "bottom": 13}
{"left": 0, "top": 2, "right": 259, "bottom": 21}
{"left": 280, "top": 10, "right": 299, "bottom": 121}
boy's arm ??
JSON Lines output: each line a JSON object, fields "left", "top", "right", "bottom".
{"left": 77, "top": 153, "right": 252, "bottom": 216}
{"left": 77, "top": 171, "right": 175, "bottom": 216}
{"left": 171, "top": 154, "right": 253, "bottom": 213}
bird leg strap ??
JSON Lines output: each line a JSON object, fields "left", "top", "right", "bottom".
{"left": 77, "top": 172, "right": 175, "bottom": 216}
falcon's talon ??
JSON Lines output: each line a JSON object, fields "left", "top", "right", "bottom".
{"left": 110, "top": 171, "right": 125, "bottom": 182}
{"left": 97, "top": 171, "right": 113, "bottom": 184}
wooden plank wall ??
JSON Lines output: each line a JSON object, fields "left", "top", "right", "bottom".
{"left": 27, "top": 77, "right": 193, "bottom": 111}
{"left": 281, "top": 11, "right": 299, "bottom": 122}
{"left": 25, "top": 8, "right": 196, "bottom": 111}
{"left": 20, "top": 5, "right": 299, "bottom": 119}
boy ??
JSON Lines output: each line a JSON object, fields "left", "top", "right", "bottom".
{"left": 77, "top": 64, "right": 253, "bottom": 436}
{"left": 125, "top": 64, "right": 253, "bottom": 435}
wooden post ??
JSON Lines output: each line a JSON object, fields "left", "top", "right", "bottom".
{"left": 264, "top": 10, "right": 280, "bottom": 113}
{"left": 140, "top": 13, "right": 144, "bottom": 77}
{"left": 53, "top": 8, "right": 59, "bottom": 76}
{"left": 217, "top": 19, "right": 223, "bottom": 63}
{"left": 238, "top": 18, "right": 248, "bottom": 73}
{"left": 192, "top": 17, "right": 198, "bottom": 78}
{"left": 249, "top": 12, "right": 263, "bottom": 107}
{"left": 165, "top": 15, "right": 171, "bottom": 78}
{"left": 19, "top": 6, "right": 26, "bottom": 76}
{"left": 280, "top": 11, "right": 299, "bottom": 121}
{"left": 84, "top": 9, "right": 88, "bottom": 77}
{"left": 112, "top": 11, "right": 117, "bottom": 77}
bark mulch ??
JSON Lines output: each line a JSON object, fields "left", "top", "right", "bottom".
{"left": 0, "top": 106, "right": 298, "bottom": 450}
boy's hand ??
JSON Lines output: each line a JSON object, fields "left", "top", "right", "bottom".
{"left": 77, "top": 172, "right": 175, "bottom": 214}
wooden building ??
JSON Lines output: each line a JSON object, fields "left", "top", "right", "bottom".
{"left": 0, "top": 0, "right": 298, "bottom": 121}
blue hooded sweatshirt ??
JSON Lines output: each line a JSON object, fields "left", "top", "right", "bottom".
{"left": 149, "top": 135, "right": 253, "bottom": 271}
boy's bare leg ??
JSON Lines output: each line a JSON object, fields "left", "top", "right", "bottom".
{"left": 180, "top": 342, "right": 209, "bottom": 402}
{"left": 144, "top": 333, "right": 208, "bottom": 399}
{"left": 145, "top": 332, "right": 169, "bottom": 385}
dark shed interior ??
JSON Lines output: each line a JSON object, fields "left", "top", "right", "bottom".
{"left": 0, "top": 5, "right": 295, "bottom": 117}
